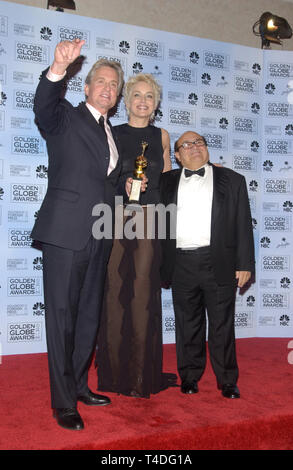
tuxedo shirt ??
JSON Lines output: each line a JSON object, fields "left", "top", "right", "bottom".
{"left": 176, "top": 163, "right": 213, "bottom": 249}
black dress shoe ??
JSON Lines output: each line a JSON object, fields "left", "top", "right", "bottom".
{"left": 220, "top": 384, "right": 240, "bottom": 399}
{"left": 77, "top": 389, "right": 111, "bottom": 406}
{"left": 181, "top": 381, "right": 198, "bottom": 394}
{"left": 53, "top": 407, "right": 84, "bottom": 431}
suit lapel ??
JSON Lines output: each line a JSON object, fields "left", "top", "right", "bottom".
{"left": 108, "top": 118, "right": 119, "bottom": 147}
{"left": 76, "top": 103, "right": 110, "bottom": 168}
{"left": 211, "top": 164, "right": 227, "bottom": 236}
{"left": 161, "top": 169, "right": 181, "bottom": 247}
{"left": 77, "top": 102, "right": 105, "bottom": 138}
{"left": 108, "top": 119, "right": 122, "bottom": 167}
{"left": 165, "top": 169, "right": 182, "bottom": 205}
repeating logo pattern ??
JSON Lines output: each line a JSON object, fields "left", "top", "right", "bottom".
{"left": 0, "top": 1, "right": 292, "bottom": 355}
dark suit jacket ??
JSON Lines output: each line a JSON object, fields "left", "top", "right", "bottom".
{"left": 159, "top": 164, "right": 255, "bottom": 285}
{"left": 31, "top": 71, "right": 121, "bottom": 251}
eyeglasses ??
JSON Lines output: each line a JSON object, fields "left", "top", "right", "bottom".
{"left": 177, "top": 139, "right": 206, "bottom": 150}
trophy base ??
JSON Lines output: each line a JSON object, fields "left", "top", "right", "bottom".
{"left": 128, "top": 178, "right": 142, "bottom": 205}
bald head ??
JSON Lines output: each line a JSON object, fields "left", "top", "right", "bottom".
{"left": 175, "top": 131, "right": 209, "bottom": 170}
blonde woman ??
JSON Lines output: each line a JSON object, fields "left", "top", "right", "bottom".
{"left": 96, "top": 73, "right": 174, "bottom": 398}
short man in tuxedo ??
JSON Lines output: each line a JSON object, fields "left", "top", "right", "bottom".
{"left": 32, "top": 39, "right": 124, "bottom": 430}
{"left": 160, "top": 131, "right": 255, "bottom": 398}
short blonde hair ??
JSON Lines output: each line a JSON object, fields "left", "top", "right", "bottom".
{"left": 123, "top": 73, "right": 161, "bottom": 115}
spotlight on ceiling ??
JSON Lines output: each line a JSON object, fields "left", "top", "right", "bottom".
{"left": 253, "top": 11, "right": 292, "bottom": 49}
{"left": 47, "top": 0, "right": 76, "bottom": 12}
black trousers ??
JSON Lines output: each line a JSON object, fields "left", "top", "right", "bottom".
{"left": 171, "top": 247, "right": 239, "bottom": 386}
{"left": 42, "top": 237, "right": 111, "bottom": 409}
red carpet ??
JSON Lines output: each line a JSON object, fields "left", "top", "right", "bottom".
{"left": 1, "top": 338, "right": 293, "bottom": 450}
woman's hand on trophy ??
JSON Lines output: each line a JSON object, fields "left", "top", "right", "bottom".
{"left": 125, "top": 176, "right": 148, "bottom": 197}
{"left": 125, "top": 177, "right": 133, "bottom": 197}
{"left": 140, "top": 175, "right": 148, "bottom": 192}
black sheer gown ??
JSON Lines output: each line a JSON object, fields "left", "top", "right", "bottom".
{"left": 96, "top": 124, "right": 176, "bottom": 398}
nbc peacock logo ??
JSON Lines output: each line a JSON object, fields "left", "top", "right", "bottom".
{"left": 40, "top": 27, "right": 52, "bottom": 41}
{"left": 33, "top": 302, "right": 45, "bottom": 316}
{"left": 119, "top": 41, "right": 130, "bottom": 54}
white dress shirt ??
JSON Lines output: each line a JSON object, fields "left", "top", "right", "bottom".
{"left": 176, "top": 163, "right": 213, "bottom": 249}
{"left": 46, "top": 68, "right": 119, "bottom": 175}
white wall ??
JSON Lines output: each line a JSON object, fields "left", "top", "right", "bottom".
{"left": 5, "top": 0, "right": 293, "bottom": 51}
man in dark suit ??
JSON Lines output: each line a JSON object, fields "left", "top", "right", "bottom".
{"left": 160, "top": 131, "right": 255, "bottom": 399}
{"left": 32, "top": 39, "right": 124, "bottom": 430}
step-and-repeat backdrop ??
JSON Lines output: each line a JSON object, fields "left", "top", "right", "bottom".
{"left": 0, "top": 0, "right": 292, "bottom": 355}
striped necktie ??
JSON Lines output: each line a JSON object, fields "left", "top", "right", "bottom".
{"left": 99, "top": 115, "right": 119, "bottom": 175}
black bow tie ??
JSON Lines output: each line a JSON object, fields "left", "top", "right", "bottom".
{"left": 184, "top": 167, "right": 205, "bottom": 178}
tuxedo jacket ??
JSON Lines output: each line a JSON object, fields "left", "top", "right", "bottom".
{"left": 159, "top": 164, "right": 255, "bottom": 285}
{"left": 31, "top": 71, "right": 121, "bottom": 251}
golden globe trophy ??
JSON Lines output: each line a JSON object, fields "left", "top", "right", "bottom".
{"left": 128, "top": 141, "right": 148, "bottom": 204}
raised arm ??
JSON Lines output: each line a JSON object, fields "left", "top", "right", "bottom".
{"left": 33, "top": 39, "right": 85, "bottom": 134}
